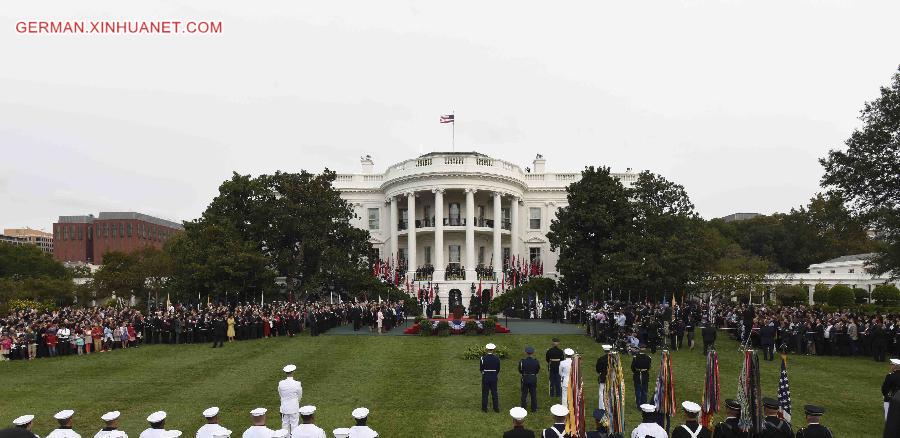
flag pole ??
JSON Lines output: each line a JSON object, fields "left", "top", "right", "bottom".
{"left": 451, "top": 110, "right": 455, "bottom": 152}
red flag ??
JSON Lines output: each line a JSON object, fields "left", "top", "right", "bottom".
{"left": 429, "top": 282, "right": 434, "bottom": 303}
{"left": 477, "top": 279, "right": 482, "bottom": 297}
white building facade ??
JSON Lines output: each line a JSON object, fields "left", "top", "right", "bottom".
{"left": 766, "top": 253, "right": 899, "bottom": 304}
{"left": 334, "top": 152, "right": 636, "bottom": 303}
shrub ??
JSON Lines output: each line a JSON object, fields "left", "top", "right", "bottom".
{"left": 853, "top": 288, "right": 869, "bottom": 304}
{"left": 464, "top": 320, "right": 479, "bottom": 336}
{"left": 435, "top": 320, "right": 450, "bottom": 337}
{"left": 483, "top": 316, "right": 497, "bottom": 335}
{"left": 414, "top": 315, "right": 426, "bottom": 325}
{"left": 775, "top": 285, "right": 807, "bottom": 306}
{"left": 827, "top": 284, "right": 854, "bottom": 308}
{"left": 419, "top": 320, "right": 433, "bottom": 336}
{"left": 873, "top": 284, "right": 900, "bottom": 306}
{"left": 813, "top": 283, "right": 830, "bottom": 304}
{"left": 463, "top": 344, "right": 510, "bottom": 360}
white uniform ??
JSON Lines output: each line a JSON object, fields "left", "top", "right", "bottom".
{"left": 94, "top": 430, "right": 127, "bottom": 438}
{"left": 241, "top": 426, "right": 274, "bottom": 438}
{"left": 630, "top": 421, "right": 667, "bottom": 438}
{"left": 289, "top": 424, "right": 325, "bottom": 438}
{"left": 347, "top": 426, "right": 378, "bottom": 438}
{"left": 46, "top": 430, "right": 81, "bottom": 438}
{"left": 558, "top": 357, "right": 572, "bottom": 404}
{"left": 278, "top": 377, "right": 303, "bottom": 433}
{"left": 197, "top": 424, "right": 230, "bottom": 438}
{"left": 139, "top": 429, "right": 166, "bottom": 438}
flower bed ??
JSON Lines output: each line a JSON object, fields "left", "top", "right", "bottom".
{"left": 403, "top": 318, "right": 510, "bottom": 335}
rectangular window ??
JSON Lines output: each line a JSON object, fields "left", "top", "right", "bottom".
{"left": 424, "top": 246, "right": 432, "bottom": 265}
{"left": 87, "top": 226, "right": 92, "bottom": 240}
{"left": 53, "top": 226, "right": 58, "bottom": 239}
{"left": 529, "top": 207, "right": 541, "bottom": 229}
{"left": 501, "top": 207, "right": 510, "bottom": 224}
{"left": 423, "top": 205, "right": 432, "bottom": 226}
{"left": 77, "top": 226, "right": 83, "bottom": 240}
{"left": 530, "top": 247, "right": 541, "bottom": 263}
{"left": 399, "top": 209, "right": 408, "bottom": 228}
{"left": 477, "top": 205, "right": 485, "bottom": 220}
{"left": 138, "top": 224, "right": 143, "bottom": 239}
{"left": 449, "top": 203, "right": 461, "bottom": 224}
{"left": 368, "top": 208, "right": 380, "bottom": 230}
{"left": 502, "top": 247, "right": 510, "bottom": 263}
{"left": 398, "top": 248, "right": 408, "bottom": 264}
{"left": 449, "top": 245, "right": 461, "bottom": 264}
{"left": 478, "top": 246, "right": 485, "bottom": 265}
{"left": 127, "top": 223, "right": 132, "bottom": 237}
{"left": 119, "top": 223, "right": 124, "bottom": 238}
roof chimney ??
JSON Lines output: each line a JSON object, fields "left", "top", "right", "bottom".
{"left": 532, "top": 154, "right": 546, "bottom": 173}
{"left": 360, "top": 155, "right": 374, "bottom": 174}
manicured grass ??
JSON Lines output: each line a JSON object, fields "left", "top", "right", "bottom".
{"left": 0, "top": 329, "right": 887, "bottom": 437}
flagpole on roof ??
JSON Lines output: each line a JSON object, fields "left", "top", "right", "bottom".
{"left": 452, "top": 110, "right": 455, "bottom": 152}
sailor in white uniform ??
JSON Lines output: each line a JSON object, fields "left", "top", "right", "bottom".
{"left": 631, "top": 404, "right": 667, "bottom": 438}
{"left": 197, "top": 407, "right": 231, "bottom": 438}
{"left": 94, "top": 411, "right": 127, "bottom": 438}
{"left": 139, "top": 412, "right": 168, "bottom": 438}
{"left": 331, "top": 429, "right": 350, "bottom": 438}
{"left": 279, "top": 364, "right": 303, "bottom": 434}
{"left": 290, "top": 406, "right": 325, "bottom": 438}
{"left": 46, "top": 410, "right": 81, "bottom": 438}
{"left": 14, "top": 414, "right": 40, "bottom": 438}
{"left": 242, "top": 408, "right": 275, "bottom": 438}
{"left": 559, "top": 348, "right": 575, "bottom": 404}
{"left": 347, "top": 408, "right": 378, "bottom": 438}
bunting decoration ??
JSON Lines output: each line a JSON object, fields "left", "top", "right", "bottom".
{"left": 565, "top": 354, "right": 586, "bottom": 438}
{"left": 652, "top": 350, "right": 677, "bottom": 432}
{"left": 736, "top": 349, "right": 763, "bottom": 434}
{"left": 701, "top": 349, "right": 720, "bottom": 428}
{"left": 605, "top": 351, "right": 626, "bottom": 434}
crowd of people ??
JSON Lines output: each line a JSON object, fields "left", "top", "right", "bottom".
{"left": 0, "top": 300, "right": 408, "bottom": 361}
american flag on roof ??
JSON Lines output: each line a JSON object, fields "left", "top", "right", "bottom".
{"left": 778, "top": 354, "right": 792, "bottom": 422}
{"left": 440, "top": 114, "right": 454, "bottom": 123}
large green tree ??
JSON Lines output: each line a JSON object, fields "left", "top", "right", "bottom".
{"left": 92, "top": 247, "right": 173, "bottom": 304}
{"left": 0, "top": 243, "right": 74, "bottom": 309}
{"left": 821, "top": 66, "right": 900, "bottom": 277}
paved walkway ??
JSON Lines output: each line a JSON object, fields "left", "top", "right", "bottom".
{"left": 324, "top": 318, "right": 584, "bottom": 336}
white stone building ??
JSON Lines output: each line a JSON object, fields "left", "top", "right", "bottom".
{"left": 334, "top": 152, "right": 636, "bottom": 303}
{"left": 766, "top": 253, "right": 899, "bottom": 303}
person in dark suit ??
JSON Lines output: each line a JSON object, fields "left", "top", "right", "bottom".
{"left": 481, "top": 343, "right": 501, "bottom": 412}
{"left": 211, "top": 315, "right": 226, "bottom": 348}
{"left": 883, "top": 359, "right": 900, "bottom": 419}
{"left": 503, "top": 407, "right": 535, "bottom": 438}
{"left": 519, "top": 346, "right": 540, "bottom": 412}
{"left": 546, "top": 338, "right": 564, "bottom": 398}
{"left": 702, "top": 323, "right": 717, "bottom": 355}
{"left": 631, "top": 346, "right": 651, "bottom": 408}
{"left": 712, "top": 399, "right": 749, "bottom": 438}
{"left": 760, "top": 397, "right": 793, "bottom": 438}
{"left": 596, "top": 345, "right": 611, "bottom": 410}
{"left": 671, "top": 400, "right": 710, "bottom": 438}
{"left": 761, "top": 321, "right": 776, "bottom": 361}
{"left": 796, "top": 405, "right": 832, "bottom": 438}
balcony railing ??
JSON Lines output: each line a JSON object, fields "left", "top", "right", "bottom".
{"left": 501, "top": 220, "right": 511, "bottom": 230}
{"left": 414, "top": 264, "right": 435, "bottom": 281}
{"left": 445, "top": 264, "right": 466, "bottom": 280}
{"left": 418, "top": 218, "right": 435, "bottom": 227}
{"left": 398, "top": 221, "right": 408, "bottom": 231}
{"left": 444, "top": 218, "right": 466, "bottom": 226}
{"left": 476, "top": 264, "right": 495, "bottom": 281}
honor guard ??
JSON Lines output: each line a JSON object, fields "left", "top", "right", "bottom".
{"left": 631, "top": 404, "right": 667, "bottom": 438}
{"left": 883, "top": 358, "right": 900, "bottom": 419}
{"left": 542, "top": 404, "right": 568, "bottom": 438}
{"left": 139, "top": 412, "right": 167, "bottom": 438}
{"left": 481, "top": 343, "right": 502, "bottom": 412}
{"left": 559, "top": 348, "right": 575, "bottom": 404}
{"left": 586, "top": 409, "right": 612, "bottom": 438}
{"left": 795, "top": 405, "right": 832, "bottom": 438}
{"left": 712, "top": 400, "right": 749, "bottom": 438}
{"left": 242, "top": 408, "right": 274, "bottom": 438}
{"left": 279, "top": 364, "right": 303, "bottom": 434}
{"left": 503, "top": 407, "right": 535, "bottom": 438}
{"left": 46, "top": 410, "right": 81, "bottom": 438}
{"left": 596, "top": 345, "right": 611, "bottom": 410}
{"left": 519, "top": 346, "right": 541, "bottom": 412}
{"left": 760, "top": 398, "right": 793, "bottom": 438}
{"left": 13, "top": 415, "right": 39, "bottom": 438}
{"left": 546, "top": 338, "right": 564, "bottom": 398}
{"left": 672, "top": 401, "right": 710, "bottom": 438}
{"left": 291, "top": 406, "right": 326, "bottom": 438}
{"left": 348, "top": 408, "right": 378, "bottom": 438}
{"left": 197, "top": 408, "right": 231, "bottom": 438}
{"left": 631, "top": 346, "right": 652, "bottom": 408}
{"left": 331, "top": 429, "right": 350, "bottom": 438}
{"left": 95, "top": 412, "right": 128, "bottom": 438}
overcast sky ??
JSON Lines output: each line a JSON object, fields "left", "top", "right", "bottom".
{"left": 2, "top": 1, "right": 899, "bottom": 231}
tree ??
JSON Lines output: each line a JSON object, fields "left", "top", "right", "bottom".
{"left": 821, "top": 66, "right": 900, "bottom": 277}
{"left": 813, "top": 283, "right": 830, "bottom": 304}
{"left": 92, "top": 247, "right": 173, "bottom": 305}
{"left": 828, "top": 284, "right": 854, "bottom": 308}
{"left": 775, "top": 284, "right": 808, "bottom": 306}
{"left": 853, "top": 287, "right": 869, "bottom": 304}
{"left": 0, "top": 243, "right": 68, "bottom": 279}
{"left": 873, "top": 284, "right": 900, "bottom": 306}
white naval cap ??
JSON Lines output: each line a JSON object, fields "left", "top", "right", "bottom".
{"left": 271, "top": 430, "right": 289, "bottom": 438}
{"left": 13, "top": 415, "right": 34, "bottom": 426}
{"left": 509, "top": 407, "right": 528, "bottom": 421}
{"left": 550, "top": 404, "right": 569, "bottom": 417}
{"left": 299, "top": 406, "right": 316, "bottom": 416}
{"left": 250, "top": 408, "right": 267, "bottom": 417}
{"left": 682, "top": 401, "right": 701, "bottom": 414}
{"left": 332, "top": 428, "right": 350, "bottom": 438}
{"left": 202, "top": 407, "right": 220, "bottom": 418}
{"left": 163, "top": 431, "right": 182, "bottom": 438}
{"left": 147, "top": 411, "right": 167, "bottom": 423}
{"left": 212, "top": 429, "right": 232, "bottom": 438}
{"left": 283, "top": 364, "right": 297, "bottom": 373}
{"left": 101, "top": 411, "right": 121, "bottom": 422}
{"left": 601, "top": 344, "right": 612, "bottom": 351}
{"left": 891, "top": 358, "right": 900, "bottom": 366}
{"left": 640, "top": 404, "right": 657, "bottom": 413}
{"left": 485, "top": 343, "right": 496, "bottom": 350}
{"left": 351, "top": 407, "right": 369, "bottom": 419}
{"left": 54, "top": 410, "right": 75, "bottom": 421}
{"left": 564, "top": 348, "right": 575, "bottom": 356}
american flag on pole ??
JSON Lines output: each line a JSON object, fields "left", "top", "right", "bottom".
{"left": 439, "top": 114, "right": 454, "bottom": 123}
{"left": 778, "top": 354, "right": 792, "bottom": 422}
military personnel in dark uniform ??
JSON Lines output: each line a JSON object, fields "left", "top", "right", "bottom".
{"left": 503, "top": 407, "right": 535, "bottom": 438}
{"left": 761, "top": 322, "right": 776, "bottom": 361}
{"left": 883, "top": 359, "right": 900, "bottom": 418}
{"left": 546, "top": 338, "right": 564, "bottom": 398}
{"left": 596, "top": 345, "right": 610, "bottom": 410}
{"left": 631, "top": 346, "right": 651, "bottom": 408}
{"left": 712, "top": 399, "right": 749, "bottom": 438}
{"left": 211, "top": 315, "right": 226, "bottom": 348}
{"left": 760, "top": 397, "right": 793, "bottom": 438}
{"left": 702, "top": 323, "right": 717, "bottom": 355}
{"left": 481, "top": 343, "right": 501, "bottom": 412}
{"left": 519, "top": 346, "right": 540, "bottom": 412}
{"left": 542, "top": 405, "right": 568, "bottom": 438}
{"left": 795, "top": 405, "right": 832, "bottom": 438}
{"left": 586, "top": 409, "right": 618, "bottom": 438}
{"left": 672, "top": 401, "right": 710, "bottom": 438}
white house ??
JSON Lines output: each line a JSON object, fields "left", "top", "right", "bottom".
{"left": 766, "top": 253, "right": 899, "bottom": 303}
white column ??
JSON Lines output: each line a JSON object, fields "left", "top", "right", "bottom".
{"left": 465, "top": 188, "right": 476, "bottom": 281}
{"left": 807, "top": 284, "right": 815, "bottom": 305}
{"left": 407, "top": 192, "right": 416, "bottom": 279}
{"left": 389, "top": 196, "right": 398, "bottom": 261}
{"left": 492, "top": 191, "right": 502, "bottom": 280}
{"left": 510, "top": 197, "right": 520, "bottom": 261}
{"left": 433, "top": 188, "right": 445, "bottom": 281}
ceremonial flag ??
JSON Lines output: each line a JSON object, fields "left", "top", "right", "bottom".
{"left": 439, "top": 114, "right": 454, "bottom": 123}
{"left": 565, "top": 354, "right": 586, "bottom": 437}
{"left": 652, "top": 350, "right": 677, "bottom": 432}
{"left": 701, "top": 350, "right": 720, "bottom": 427}
{"left": 605, "top": 351, "right": 626, "bottom": 434}
{"left": 778, "top": 354, "right": 792, "bottom": 422}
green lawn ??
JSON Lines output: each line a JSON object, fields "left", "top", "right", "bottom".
{"left": 0, "top": 330, "right": 887, "bottom": 437}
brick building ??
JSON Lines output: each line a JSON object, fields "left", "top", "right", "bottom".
{"left": 53, "top": 212, "right": 183, "bottom": 264}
